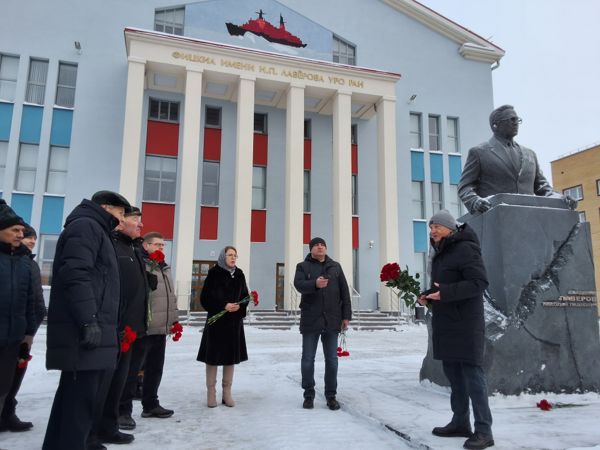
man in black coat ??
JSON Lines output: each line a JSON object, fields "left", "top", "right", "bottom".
{"left": 0, "top": 224, "right": 46, "bottom": 432}
{"left": 418, "top": 210, "right": 494, "bottom": 450}
{"left": 43, "top": 190, "right": 130, "bottom": 450}
{"left": 294, "top": 237, "right": 351, "bottom": 411}
{"left": 90, "top": 206, "right": 149, "bottom": 446}
{"left": 0, "top": 200, "right": 36, "bottom": 421}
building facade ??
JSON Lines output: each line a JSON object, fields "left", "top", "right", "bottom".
{"left": 551, "top": 143, "right": 600, "bottom": 305}
{"left": 0, "top": 0, "right": 504, "bottom": 311}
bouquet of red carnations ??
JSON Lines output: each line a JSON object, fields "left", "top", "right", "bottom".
{"left": 120, "top": 325, "right": 137, "bottom": 353}
{"left": 337, "top": 329, "right": 350, "bottom": 357}
{"left": 207, "top": 290, "right": 259, "bottom": 326}
{"left": 170, "top": 321, "right": 183, "bottom": 341}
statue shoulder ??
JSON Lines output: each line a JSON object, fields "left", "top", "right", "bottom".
{"left": 467, "top": 140, "right": 493, "bottom": 156}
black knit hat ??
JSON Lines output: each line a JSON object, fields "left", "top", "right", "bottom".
{"left": 91, "top": 190, "right": 131, "bottom": 211}
{"left": 0, "top": 199, "right": 26, "bottom": 231}
{"left": 309, "top": 237, "right": 327, "bottom": 250}
{"left": 23, "top": 224, "right": 37, "bottom": 239}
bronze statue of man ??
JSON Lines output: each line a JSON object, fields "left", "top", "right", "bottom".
{"left": 458, "top": 105, "right": 577, "bottom": 214}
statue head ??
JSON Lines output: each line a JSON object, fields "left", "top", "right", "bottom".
{"left": 489, "top": 105, "right": 521, "bottom": 140}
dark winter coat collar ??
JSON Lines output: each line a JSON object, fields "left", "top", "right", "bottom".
{"left": 431, "top": 223, "right": 480, "bottom": 255}
{"left": 64, "top": 199, "right": 119, "bottom": 234}
{"left": 304, "top": 254, "right": 333, "bottom": 265}
{"left": 0, "top": 242, "right": 30, "bottom": 256}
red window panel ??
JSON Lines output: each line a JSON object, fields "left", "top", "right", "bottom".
{"left": 199, "top": 206, "right": 219, "bottom": 240}
{"left": 251, "top": 209, "right": 267, "bottom": 242}
{"left": 352, "top": 216, "right": 359, "bottom": 249}
{"left": 304, "top": 139, "right": 312, "bottom": 170}
{"left": 253, "top": 133, "right": 268, "bottom": 166}
{"left": 351, "top": 144, "right": 358, "bottom": 175}
{"left": 203, "top": 128, "right": 221, "bottom": 161}
{"left": 303, "top": 213, "right": 311, "bottom": 244}
{"left": 146, "top": 120, "right": 179, "bottom": 156}
{"left": 141, "top": 202, "right": 175, "bottom": 239}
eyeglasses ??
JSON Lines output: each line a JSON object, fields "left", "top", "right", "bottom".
{"left": 225, "top": 253, "right": 238, "bottom": 258}
{"left": 149, "top": 242, "right": 165, "bottom": 248}
{"left": 498, "top": 117, "right": 522, "bottom": 124}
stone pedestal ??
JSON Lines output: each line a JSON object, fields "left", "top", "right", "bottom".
{"left": 420, "top": 194, "right": 600, "bottom": 394}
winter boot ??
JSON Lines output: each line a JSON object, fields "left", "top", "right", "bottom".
{"left": 206, "top": 364, "right": 218, "bottom": 408}
{"left": 463, "top": 432, "right": 494, "bottom": 449}
{"left": 432, "top": 422, "right": 473, "bottom": 438}
{"left": 222, "top": 365, "right": 235, "bottom": 407}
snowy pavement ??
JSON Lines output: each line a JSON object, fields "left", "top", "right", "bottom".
{"left": 2, "top": 324, "right": 600, "bottom": 450}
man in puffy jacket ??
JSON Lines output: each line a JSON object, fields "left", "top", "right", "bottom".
{"left": 294, "top": 237, "right": 351, "bottom": 411}
{"left": 43, "top": 190, "right": 130, "bottom": 450}
{"left": 418, "top": 210, "right": 494, "bottom": 450}
{"left": 118, "top": 231, "right": 177, "bottom": 430}
{"left": 0, "top": 200, "right": 35, "bottom": 420}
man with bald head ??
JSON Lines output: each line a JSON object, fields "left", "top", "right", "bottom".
{"left": 458, "top": 105, "right": 577, "bottom": 214}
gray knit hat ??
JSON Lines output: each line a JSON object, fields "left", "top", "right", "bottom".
{"left": 428, "top": 209, "right": 457, "bottom": 230}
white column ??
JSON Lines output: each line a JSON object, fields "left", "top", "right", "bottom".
{"left": 377, "top": 96, "right": 400, "bottom": 312}
{"left": 119, "top": 56, "right": 146, "bottom": 203}
{"left": 232, "top": 76, "right": 255, "bottom": 277}
{"left": 173, "top": 68, "right": 203, "bottom": 310}
{"left": 284, "top": 83, "right": 305, "bottom": 310}
{"left": 331, "top": 90, "right": 353, "bottom": 283}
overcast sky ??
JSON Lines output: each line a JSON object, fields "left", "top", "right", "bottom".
{"left": 419, "top": 0, "right": 600, "bottom": 182}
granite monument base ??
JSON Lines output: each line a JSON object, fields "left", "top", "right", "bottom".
{"left": 420, "top": 194, "right": 600, "bottom": 394}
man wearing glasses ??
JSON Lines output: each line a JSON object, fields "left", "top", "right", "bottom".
{"left": 458, "top": 105, "right": 577, "bottom": 214}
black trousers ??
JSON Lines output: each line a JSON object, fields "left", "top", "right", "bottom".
{"left": 1, "top": 364, "right": 27, "bottom": 420}
{"left": 0, "top": 344, "right": 19, "bottom": 418}
{"left": 120, "top": 334, "right": 167, "bottom": 414}
{"left": 91, "top": 348, "right": 133, "bottom": 437}
{"left": 42, "top": 369, "right": 111, "bottom": 450}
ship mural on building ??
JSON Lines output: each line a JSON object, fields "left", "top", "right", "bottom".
{"left": 226, "top": 9, "right": 307, "bottom": 48}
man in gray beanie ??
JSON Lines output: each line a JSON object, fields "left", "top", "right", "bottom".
{"left": 419, "top": 210, "right": 494, "bottom": 449}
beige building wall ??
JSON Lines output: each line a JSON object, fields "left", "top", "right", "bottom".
{"left": 551, "top": 144, "right": 600, "bottom": 311}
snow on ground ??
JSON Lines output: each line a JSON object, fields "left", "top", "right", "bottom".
{"left": 2, "top": 323, "right": 600, "bottom": 450}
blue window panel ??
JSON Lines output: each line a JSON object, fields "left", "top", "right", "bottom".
{"left": 413, "top": 220, "right": 428, "bottom": 253}
{"left": 430, "top": 153, "right": 443, "bottom": 183}
{"left": 50, "top": 109, "right": 73, "bottom": 147}
{"left": 19, "top": 105, "right": 44, "bottom": 144}
{"left": 10, "top": 193, "right": 33, "bottom": 224}
{"left": 449, "top": 155, "right": 462, "bottom": 185}
{"left": 0, "top": 103, "right": 14, "bottom": 141}
{"left": 40, "top": 196, "right": 65, "bottom": 234}
{"left": 410, "top": 151, "right": 424, "bottom": 182}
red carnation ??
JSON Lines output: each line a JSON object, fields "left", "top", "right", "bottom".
{"left": 17, "top": 354, "right": 32, "bottom": 369}
{"left": 148, "top": 250, "right": 165, "bottom": 263}
{"left": 251, "top": 290, "right": 259, "bottom": 306}
{"left": 120, "top": 325, "right": 137, "bottom": 353}
{"left": 380, "top": 262, "right": 401, "bottom": 282}
{"left": 537, "top": 399, "right": 552, "bottom": 411}
{"left": 170, "top": 322, "right": 183, "bottom": 341}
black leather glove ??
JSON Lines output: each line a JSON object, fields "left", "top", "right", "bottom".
{"left": 147, "top": 272, "right": 158, "bottom": 291}
{"left": 80, "top": 322, "right": 102, "bottom": 350}
{"left": 473, "top": 197, "right": 492, "bottom": 213}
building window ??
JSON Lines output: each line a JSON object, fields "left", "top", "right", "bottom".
{"left": 15, "top": 144, "right": 38, "bottom": 192}
{"left": 596, "top": 179, "right": 600, "bottom": 196}
{"left": 351, "top": 124, "right": 358, "bottom": 145}
{"left": 428, "top": 115, "right": 440, "bottom": 151}
{"left": 303, "top": 170, "right": 311, "bottom": 212}
{"left": 0, "top": 54, "right": 19, "bottom": 102}
{"left": 254, "top": 113, "right": 267, "bottom": 134}
{"left": 332, "top": 35, "right": 356, "bottom": 65}
{"left": 252, "top": 166, "right": 267, "bottom": 209}
{"left": 149, "top": 98, "right": 179, "bottom": 123}
{"left": 412, "top": 181, "right": 424, "bottom": 219}
{"left": 448, "top": 184, "right": 462, "bottom": 219}
{"left": 351, "top": 174, "right": 358, "bottom": 215}
{"left": 201, "top": 161, "right": 220, "bottom": 206}
{"left": 409, "top": 113, "right": 422, "bottom": 149}
{"left": 46, "top": 146, "right": 69, "bottom": 195}
{"left": 563, "top": 185, "right": 583, "bottom": 201}
{"left": 352, "top": 248, "right": 359, "bottom": 291}
{"left": 39, "top": 234, "right": 59, "bottom": 285}
{"left": 413, "top": 252, "right": 427, "bottom": 290}
{"left": 154, "top": 7, "right": 184, "bottom": 35}
{"left": 447, "top": 117, "right": 459, "bottom": 153}
{"left": 431, "top": 182, "right": 443, "bottom": 214}
{"left": 25, "top": 58, "right": 48, "bottom": 105}
{"left": 205, "top": 106, "right": 221, "bottom": 128}
{"left": 0, "top": 141, "right": 7, "bottom": 188}
{"left": 55, "top": 62, "right": 77, "bottom": 108}
{"left": 578, "top": 211, "right": 586, "bottom": 223}
{"left": 304, "top": 119, "right": 311, "bottom": 139}
{"left": 143, "top": 155, "right": 177, "bottom": 202}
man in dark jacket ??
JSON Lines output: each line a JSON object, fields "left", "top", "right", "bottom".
{"left": 43, "top": 190, "right": 130, "bottom": 450}
{"left": 0, "top": 224, "right": 46, "bottom": 432}
{"left": 90, "top": 206, "right": 148, "bottom": 446}
{"left": 418, "top": 210, "right": 494, "bottom": 450}
{"left": 0, "top": 200, "right": 36, "bottom": 422}
{"left": 294, "top": 237, "right": 351, "bottom": 411}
